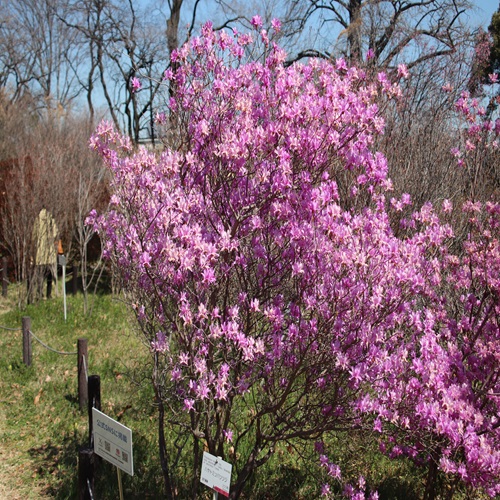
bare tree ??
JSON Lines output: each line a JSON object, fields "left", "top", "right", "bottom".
{"left": 0, "top": 0, "right": 84, "bottom": 109}
{"left": 71, "top": 124, "right": 109, "bottom": 313}
{"left": 0, "top": 88, "right": 108, "bottom": 305}
{"left": 375, "top": 36, "right": 500, "bottom": 246}
{"left": 60, "top": 0, "right": 192, "bottom": 143}
{"left": 285, "top": 0, "right": 474, "bottom": 69}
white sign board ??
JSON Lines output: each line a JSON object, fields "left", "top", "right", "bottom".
{"left": 200, "top": 451, "right": 232, "bottom": 497}
{"left": 92, "top": 407, "right": 134, "bottom": 476}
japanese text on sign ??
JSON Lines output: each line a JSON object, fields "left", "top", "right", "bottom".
{"left": 200, "top": 451, "right": 232, "bottom": 497}
{"left": 92, "top": 407, "right": 134, "bottom": 476}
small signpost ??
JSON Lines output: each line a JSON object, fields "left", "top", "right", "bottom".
{"left": 200, "top": 451, "right": 232, "bottom": 498}
{"left": 92, "top": 408, "right": 133, "bottom": 500}
{"left": 58, "top": 254, "right": 67, "bottom": 321}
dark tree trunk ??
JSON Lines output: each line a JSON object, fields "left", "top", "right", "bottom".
{"left": 348, "top": 0, "right": 362, "bottom": 64}
{"left": 423, "top": 451, "right": 440, "bottom": 500}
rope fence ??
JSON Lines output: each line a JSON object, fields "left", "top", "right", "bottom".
{"left": 0, "top": 324, "right": 22, "bottom": 331}
{"left": 82, "top": 351, "right": 88, "bottom": 380}
{"left": 0, "top": 320, "right": 78, "bottom": 355}
{"left": 3, "top": 316, "right": 91, "bottom": 413}
{"left": 2, "top": 312, "right": 98, "bottom": 499}
{"left": 87, "top": 478, "right": 95, "bottom": 500}
{"left": 28, "top": 329, "right": 78, "bottom": 355}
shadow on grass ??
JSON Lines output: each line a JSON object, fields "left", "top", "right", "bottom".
{"left": 3, "top": 359, "right": 35, "bottom": 377}
{"left": 28, "top": 431, "right": 164, "bottom": 499}
{"left": 28, "top": 436, "right": 79, "bottom": 498}
{"left": 241, "top": 463, "right": 319, "bottom": 499}
{"left": 64, "top": 394, "right": 79, "bottom": 406}
{"left": 26, "top": 432, "right": 425, "bottom": 500}
{"left": 376, "top": 477, "right": 422, "bottom": 500}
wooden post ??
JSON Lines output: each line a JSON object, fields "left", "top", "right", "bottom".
{"left": 117, "top": 467, "right": 124, "bottom": 500}
{"left": 78, "top": 446, "right": 95, "bottom": 500}
{"left": 61, "top": 258, "right": 67, "bottom": 321}
{"left": 72, "top": 264, "right": 78, "bottom": 295}
{"left": 88, "top": 375, "right": 101, "bottom": 449}
{"left": 2, "top": 257, "right": 7, "bottom": 298}
{"left": 78, "top": 339, "right": 88, "bottom": 411}
{"left": 22, "top": 316, "right": 32, "bottom": 366}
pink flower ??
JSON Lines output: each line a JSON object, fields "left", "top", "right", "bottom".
{"left": 465, "top": 139, "right": 476, "bottom": 152}
{"left": 140, "top": 252, "right": 151, "bottom": 267}
{"left": 260, "top": 29, "right": 269, "bottom": 45}
{"left": 328, "top": 463, "right": 341, "bottom": 479}
{"left": 183, "top": 399, "right": 195, "bottom": 412}
{"left": 250, "top": 299, "right": 260, "bottom": 312}
{"left": 223, "top": 429, "right": 233, "bottom": 442}
{"left": 130, "top": 77, "right": 141, "bottom": 92}
{"left": 155, "top": 112, "right": 167, "bottom": 124}
{"left": 397, "top": 64, "right": 409, "bottom": 78}
{"left": 335, "top": 58, "right": 348, "bottom": 71}
{"left": 196, "top": 381, "right": 210, "bottom": 399}
{"left": 251, "top": 15, "right": 262, "bottom": 29}
{"left": 442, "top": 199, "right": 452, "bottom": 213}
{"left": 171, "top": 367, "right": 182, "bottom": 381}
{"left": 202, "top": 267, "right": 216, "bottom": 284}
{"left": 401, "top": 193, "right": 411, "bottom": 205}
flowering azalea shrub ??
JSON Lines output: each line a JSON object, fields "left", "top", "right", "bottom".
{"left": 89, "top": 19, "right": 500, "bottom": 499}
{"left": 450, "top": 83, "right": 500, "bottom": 204}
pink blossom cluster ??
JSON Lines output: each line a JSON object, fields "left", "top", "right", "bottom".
{"left": 89, "top": 21, "right": 500, "bottom": 498}
{"left": 452, "top": 89, "right": 500, "bottom": 168}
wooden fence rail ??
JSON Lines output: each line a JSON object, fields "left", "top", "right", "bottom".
{"left": 19, "top": 316, "right": 88, "bottom": 412}
{"left": 2, "top": 315, "right": 104, "bottom": 499}
{"left": 0, "top": 304, "right": 105, "bottom": 499}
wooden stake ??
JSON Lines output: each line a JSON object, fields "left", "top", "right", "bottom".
{"left": 78, "top": 339, "right": 88, "bottom": 411}
{"left": 22, "top": 316, "right": 32, "bottom": 366}
{"left": 88, "top": 375, "right": 101, "bottom": 448}
{"left": 117, "top": 467, "right": 124, "bottom": 500}
{"left": 78, "top": 447, "right": 95, "bottom": 500}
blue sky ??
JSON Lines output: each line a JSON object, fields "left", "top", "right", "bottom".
{"left": 473, "top": 0, "right": 499, "bottom": 28}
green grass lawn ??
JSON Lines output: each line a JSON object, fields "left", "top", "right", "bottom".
{"left": 0, "top": 286, "right": 163, "bottom": 499}
{"left": 0, "top": 287, "right": 390, "bottom": 499}
{"left": 0, "top": 285, "right": 483, "bottom": 499}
